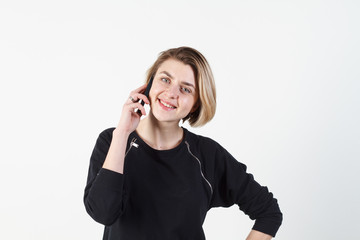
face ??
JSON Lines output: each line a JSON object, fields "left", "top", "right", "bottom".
{"left": 149, "top": 58, "right": 198, "bottom": 124}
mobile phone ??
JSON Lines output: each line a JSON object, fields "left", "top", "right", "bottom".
{"left": 137, "top": 75, "right": 154, "bottom": 115}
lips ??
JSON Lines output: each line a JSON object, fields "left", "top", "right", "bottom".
{"left": 158, "top": 99, "right": 176, "bottom": 109}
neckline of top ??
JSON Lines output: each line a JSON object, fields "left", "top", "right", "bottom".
{"left": 131, "top": 127, "right": 189, "bottom": 156}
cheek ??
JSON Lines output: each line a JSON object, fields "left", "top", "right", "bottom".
{"left": 149, "top": 82, "right": 168, "bottom": 101}
{"left": 182, "top": 97, "right": 196, "bottom": 111}
{"left": 149, "top": 87, "right": 158, "bottom": 103}
{"left": 149, "top": 88, "right": 154, "bottom": 100}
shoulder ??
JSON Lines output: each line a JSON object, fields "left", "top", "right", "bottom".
{"left": 184, "top": 128, "right": 246, "bottom": 169}
{"left": 99, "top": 127, "right": 115, "bottom": 138}
{"left": 184, "top": 128, "right": 227, "bottom": 156}
{"left": 95, "top": 127, "right": 116, "bottom": 146}
{"left": 185, "top": 128, "right": 218, "bottom": 147}
{"left": 96, "top": 127, "right": 138, "bottom": 150}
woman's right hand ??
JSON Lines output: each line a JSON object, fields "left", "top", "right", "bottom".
{"left": 114, "top": 84, "right": 150, "bottom": 136}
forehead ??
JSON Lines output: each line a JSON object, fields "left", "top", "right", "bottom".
{"left": 156, "top": 59, "right": 196, "bottom": 85}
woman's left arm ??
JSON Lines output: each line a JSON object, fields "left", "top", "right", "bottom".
{"left": 246, "top": 230, "right": 273, "bottom": 240}
{"left": 207, "top": 141, "right": 283, "bottom": 237}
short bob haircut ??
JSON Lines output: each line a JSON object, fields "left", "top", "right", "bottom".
{"left": 146, "top": 47, "right": 216, "bottom": 127}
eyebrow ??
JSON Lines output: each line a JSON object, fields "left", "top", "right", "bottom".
{"left": 160, "top": 71, "right": 173, "bottom": 78}
{"left": 159, "top": 71, "right": 196, "bottom": 89}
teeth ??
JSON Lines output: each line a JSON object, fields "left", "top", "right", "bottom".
{"left": 160, "top": 100, "right": 175, "bottom": 109}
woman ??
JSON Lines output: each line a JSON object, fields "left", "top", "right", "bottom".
{"left": 84, "top": 47, "right": 282, "bottom": 240}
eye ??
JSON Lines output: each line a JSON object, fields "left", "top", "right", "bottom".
{"left": 181, "top": 87, "right": 191, "bottom": 94}
{"left": 161, "top": 78, "right": 170, "bottom": 83}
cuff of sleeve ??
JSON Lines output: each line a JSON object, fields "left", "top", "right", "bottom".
{"left": 93, "top": 168, "right": 125, "bottom": 191}
{"left": 252, "top": 218, "right": 282, "bottom": 237}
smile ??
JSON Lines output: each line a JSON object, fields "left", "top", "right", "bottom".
{"left": 159, "top": 99, "right": 176, "bottom": 109}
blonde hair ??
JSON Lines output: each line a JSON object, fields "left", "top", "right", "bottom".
{"left": 146, "top": 47, "right": 216, "bottom": 127}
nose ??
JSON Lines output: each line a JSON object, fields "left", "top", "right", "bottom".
{"left": 166, "top": 84, "right": 179, "bottom": 99}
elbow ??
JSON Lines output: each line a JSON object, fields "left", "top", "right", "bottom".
{"left": 84, "top": 197, "right": 122, "bottom": 226}
{"left": 253, "top": 203, "right": 283, "bottom": 237}
{"left": 253, "top": 213, "right": 283, "bottom": 237}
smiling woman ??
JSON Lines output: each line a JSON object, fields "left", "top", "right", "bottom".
{"left": 148, "top": 59, "right": 198, "bottom": 124}
{"left": 83, "top": 47, "right": 282, "bottom": 240}
{"left": 145, "top": 47, "right": 217, "bottom": 127}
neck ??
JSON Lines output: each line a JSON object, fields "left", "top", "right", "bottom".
{"left": 136, "top": 113, "right": 184, "bottom": 150}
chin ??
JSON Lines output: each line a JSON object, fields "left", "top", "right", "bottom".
{"left": 153, "top": 114, "right": 179, "bottom": 124}
{"left": 150, "top": 110, "right": 181, "bottom": 125}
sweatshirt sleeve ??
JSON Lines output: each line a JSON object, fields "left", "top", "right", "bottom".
{"left": 83, "top": 128, "right": 126, "bottom": 226}
{"left": 209, "top": 141, "right": 283, "bottom": 237}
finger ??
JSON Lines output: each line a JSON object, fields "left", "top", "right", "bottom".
{"left": 136, "top": 107, "right": 146, "bottom": 116}
{"left": 128, "top": 84, "right": 149, "bottom": 103}
{"left": 126, "top": 102, "right": 147, "bottom": 116}
{"left": 129, "top": 92, "right": 150, "bottom": 105}
{"left": 133, "top": 83, "right": 148, "bottom": 94}
{"left": 128, "top": 95, "right": 138, "bottom": 103}
{"left": 135, "top": 105, "right": 146, "bottom": 116}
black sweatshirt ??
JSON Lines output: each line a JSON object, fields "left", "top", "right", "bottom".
{"left": 84, "top": 128, "right": 282, "bottom": 239}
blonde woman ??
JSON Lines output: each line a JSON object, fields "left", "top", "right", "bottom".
{"left": 84, "top": 47, "right": 282, "bottom": 240}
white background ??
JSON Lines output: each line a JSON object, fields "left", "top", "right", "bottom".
{"left": 1, "top": 0, "right": 359, "bottom": 239}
